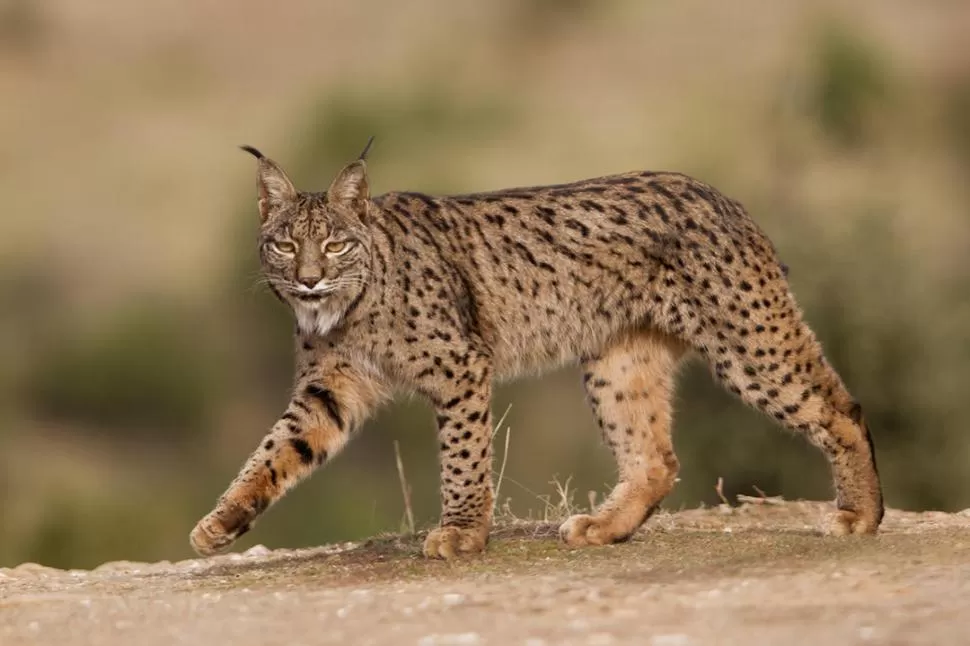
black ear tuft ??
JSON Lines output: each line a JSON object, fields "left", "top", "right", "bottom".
{"left": 357, "top": 136, "right": 375, "bottom": 161}
{"left": 240, "top": 145, "right": 265, "bottom": 160}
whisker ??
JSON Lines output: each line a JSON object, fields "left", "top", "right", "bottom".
{"left": 247, "top": 278, "right": 276, "bottom": 295}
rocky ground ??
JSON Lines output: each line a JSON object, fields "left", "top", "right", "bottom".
{"left": 2, "top": 501, "right": 969, "bottom": 646}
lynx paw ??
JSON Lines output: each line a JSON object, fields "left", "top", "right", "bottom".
{"left": 828, "top": 508, "right": 880, "bottom": 536}
{"left": 189, "top": 504, "right": 253, "bottom": 556}
{"left": 422, "top": 526, "right": 488, "bottom": 559}
{"left": 559, "top": 514, "right": 621, "bottom": 547}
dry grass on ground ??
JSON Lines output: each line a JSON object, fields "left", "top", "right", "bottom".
{"left": 2, "top": 501, "right": 969, "bottom": 646}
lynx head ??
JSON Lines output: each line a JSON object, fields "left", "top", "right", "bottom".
{"left": 244, "top": 139, "right": 375, "bottom": 337}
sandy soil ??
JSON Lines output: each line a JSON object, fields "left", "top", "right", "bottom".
{"left": 2, "top": 501, "right": 969, "bottom": 646}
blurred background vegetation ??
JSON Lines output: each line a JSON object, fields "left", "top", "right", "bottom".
{"left": 1, "top": 0, "right": 968, "bottom": 569}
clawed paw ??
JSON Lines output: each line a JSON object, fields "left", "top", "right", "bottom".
{"left": 828, "top": 508, "right": 880, "bottom": 536}
{"left": 422, "top": 525, "right": 488, "bottom": 559}
{"left": 189, "top": 504, "right": 254, "bottom": 556}
{"left": 558, "top": 513, "right": 617, "bottom": 547}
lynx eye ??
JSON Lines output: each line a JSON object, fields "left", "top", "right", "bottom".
{"left": 324, "top": 240, "right": 353, "bottom": 255}
{"left": 270, "top": 240, "right": 297, "bottom": 255}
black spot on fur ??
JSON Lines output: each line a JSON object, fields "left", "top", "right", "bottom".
{"left": 848, "top": 401, "right": 864, "bottom": 425}
{"left": 443, "top": 396, "right": 461, "bottom": 409}
{"left": 289, "top": 438, "right": 314, "bottom": 465}
{"left": 304, "top": 384, "right": 344, "bottom": 430}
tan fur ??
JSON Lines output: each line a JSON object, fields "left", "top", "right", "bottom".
{"left": 561, "top": 331, "right": 685, "bottom": 546}
{"left": 190, "top": 146, "right": 884, "bottom": 559}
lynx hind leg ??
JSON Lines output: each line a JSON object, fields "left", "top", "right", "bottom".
{"left": 702, "top": 290, "right": 884, "bottom": 535}
{"left": 560, "top": 330, "right": 686, "bottom": 547}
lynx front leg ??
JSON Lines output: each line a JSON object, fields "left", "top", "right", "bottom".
{"left": 419, "top": 355, "right": 494, "bottom": 559}
{"left": 190, "top": 358, "right": 383, "bottom": 556}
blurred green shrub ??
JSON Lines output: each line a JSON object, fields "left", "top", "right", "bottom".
{"left": 25, "top": 300, "right": 219, "bottom": 438}
{"left": 292, "top": 87, "right": 516, "bottom": 187}
{"left": 18, "top": 490, "right": 187, "bottom": 569}
{"left": 810, "top": 21, "right": 892, "bottom": 147}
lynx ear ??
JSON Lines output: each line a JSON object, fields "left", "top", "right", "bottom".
{"left": 327, "top": 160, "right": 369, "bottom": 207}
{"left": 240, "top": 145, "right": 296, "bottom": 221}
{"left": 326, "top": 137, "right": 374, "bottom": 211}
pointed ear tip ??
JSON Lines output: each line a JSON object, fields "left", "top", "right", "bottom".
{"left": 239, "top": 145, "right": 264, "bottom": 160}
{"left": 357, "top": 135, "right": 376, "bottom": 161}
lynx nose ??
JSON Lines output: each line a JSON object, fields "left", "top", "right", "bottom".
{"left": 297, "top": 268, "right": 322, "bottom": 289}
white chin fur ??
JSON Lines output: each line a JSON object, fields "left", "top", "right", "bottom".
{"left": 294, "top": 303, "right": 342, "bottom": 337}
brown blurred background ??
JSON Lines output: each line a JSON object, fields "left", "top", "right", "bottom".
{"left": 1, "top": 0, "right": 968, "bottom": 569}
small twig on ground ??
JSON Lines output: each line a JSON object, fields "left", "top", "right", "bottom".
{"left": 736, "top": 484, "right": 785, "bottom": 505}
{"left": 715, "top": 477, "right": 730, "bottom": 506}
{"left": 588, "top": 490, "right": 597, "bottom": 513}
{"left": 393, "top": 440, "right": 415, "bottom": 535}
{"left": 737, "top": 493, "right": 786, "bottom": 506}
